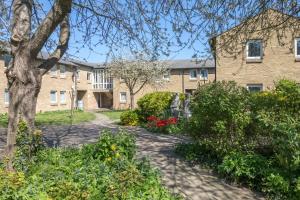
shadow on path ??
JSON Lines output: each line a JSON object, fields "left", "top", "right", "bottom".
{"left": 0, "top": 113, "right": 264, "bottom": 200}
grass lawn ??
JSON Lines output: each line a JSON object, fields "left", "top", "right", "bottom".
{"left": 0, "top": 110, "right": 96, "bottom": 127}
{"left": 99, "top": 110, "right": 125, "bottom": 121}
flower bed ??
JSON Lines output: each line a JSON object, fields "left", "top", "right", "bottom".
{"left": 146, "top": 115, "right": 183, "bottom": 134}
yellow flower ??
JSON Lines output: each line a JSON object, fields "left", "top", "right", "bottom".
{"left": 115, "top": 153, "right": 120, "bottom": 158}
{"left": 106, "top": 157, "right": 112, "bottom": 162}
{"left": 111, "top": 144, "right": 117, "bottom": 151}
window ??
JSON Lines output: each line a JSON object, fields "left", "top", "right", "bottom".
{"left": 247, "top": 84, "right": 263, "bottom": 93}
{"left": 60, "top": 91, "right": 66, "bottom": 104}
{"left": 87, "top": 72, "right": 91, "bottom": 81}
{"left": 120, "top": 92, "right": 127, "bottom": 103}
{"left": 4, "top": 89, "right": 9, "bottom": 105}
{"left": 3, "top": 54, "right": 11, "bottom": 68}
{"left": 50, "top": 90, "right": 57, "bottom": 103}
{"left": 60, "top": 65, "right": 66, "bottom": 77}
{"left": 200, "top": 69, "right": 208, "bottom": 80}
{"left": 76, "top": 70, "right": 80, "bottom": 80}
{"left": 246, "top": 40, "right": 262, "bottom": 59}
{"left": 163, "top": 71, "right": 170, "bottom": 80}
{"left": 189, "top": 69, "right": 197, "bottom": 80}
{"left": 295, "top": 38, "right": 300, "bottom": 59}
{"left": 50, "top": 65, "right": 57, "bottom": 76}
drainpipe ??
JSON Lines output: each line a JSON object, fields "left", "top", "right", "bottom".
{"left": 73, "top": 66, "right": 78, "bottom": 109}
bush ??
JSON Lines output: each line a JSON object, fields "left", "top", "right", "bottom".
{"left": 0, "top": 130, "right": 180, "bottom": 200}
{"left": 190, "top": 81, "right": 251, "bottom": 155}
{"left": 137, "top": 92, "right": 174, "bottom": 121}
{"left": 120, "top": 110, "right": 139, "bottom": 126}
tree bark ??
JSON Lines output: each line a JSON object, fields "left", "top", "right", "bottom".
{"left": 130, "top": 92, "right": 134, "bottom": 110}
{"left": 5, "top": 0, "right": 72, "bottom": 171}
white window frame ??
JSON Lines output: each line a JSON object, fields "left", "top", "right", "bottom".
{"left": 189, "top": 69, "right": 197, "bottom": 80}
{"left": 246, "top": 40, "right": 263, "bottom": 60}
{"left": 163, "top": 71, "right": 170, "bottom": 80}
{"left": 294, "top": 38, "right": 300, "bottom": 59}
{"left": 120, "top": 92, "right": 127, "bottom": 103}
{"left": 60, "top": 91, "right": 66, "bottom": 104}
{"left": 87, "top": 72, "right": 92, "bottom": 81}
{"left": 60, "top": 65, "right": 66, "bottom": 78}
{"left": 50, "top": 65, "right": 57, "bottom": 76}
{"left": 246, "top": 84, "right": 263, "bottom": 92}
{"left": 50, "top": 90, "right": 57, "bottom": 103}
{"left": 199, "top": 69, "right": 208, "bottom": 80}
{"left": 4, "top": 89, "right": 9, "bottom": 105}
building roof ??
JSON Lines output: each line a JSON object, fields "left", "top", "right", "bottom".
{"left": 164, "top": 59, "right": 215, "bottom": 69}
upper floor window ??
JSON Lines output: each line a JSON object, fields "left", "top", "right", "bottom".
{"left": 295, "top": 38, "right": 300, "bottom": 59}
{"left": 189, "top": 69, "right": 197, "bottom": 80}
{"left": 50, "top": 65, "right": 57, "bottom": 76}
{"left": 200, "top": 69, "right": 208, "bottom": 80}
{"left": 60, "top": 65, "right": 66, "bottom": 77}
{"left": 87, "top": 72, "right": 91, "bottom": 81}
{"left": 76, "top": 70, "right": 80, "bottom": 80}
{"left": 247, "top": 84, "right": 263, "bottom": 93}
{"left": 4, "top": 89, "right": 9, "bottom": 105}
{"left": 246, "top": 40, "right": 262, "bottom": 60}
{"left": 50, "top": 90, "right": 57, "bottom": 103}
{"left": 163, "top": 71, "right": 170, "bottom": 80}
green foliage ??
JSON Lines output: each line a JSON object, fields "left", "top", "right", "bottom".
{"left": 0, "top": 130, "right": 179, "bottom": 200}
{"left": 190, "top": 81, "right": 251, "bottom": 155}
{"left": 120, "top": 110, "right": 139, "bottom": 126}
{"left": 218, "top": 151, "right": 270, "bottom": 188}
{"left": 177, "top": 79, "right": 300, "bottom": 199}
{"left": 137, "top": 92, "right": 174, "bottom": 121}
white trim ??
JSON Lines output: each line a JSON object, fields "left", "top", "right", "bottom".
{"left": 246, "top": 40, "right": 263, "bottom": 60}
{"left": 189, "top": 69, "right": 197, "bottom": 80}
{"left": 120, "top": 92, "right": 127, "bottom": 103}
{"left": 50, "top": 90, "right": 57, "bottom": 103}
{"left": 295, "top": 38, "right": 300, "bottom": 59}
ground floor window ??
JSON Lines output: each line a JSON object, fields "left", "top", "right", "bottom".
{"left": 4, "top": 89, "right": 9, "bottom": 104}
{"left": 50, "top": 90, "right": 57, "bottom": 103}
{"left": 120, "top": 92, "right": 127, "bottom": 103}
{"left": 60, "top": 91, "right": 66, "bottom": 104}
{"left": 247, "top": 84, "right": 263, "bottom": 92}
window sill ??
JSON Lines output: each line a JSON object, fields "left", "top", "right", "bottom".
{"left": 189, "top": 78, "right": 198, "bottom": 81}
{"left": 295, "top": 57, "right": 300, "bottom": 62}
{"left": 60, "top": 76, "right": 66, "bottom": 79}
{"left": 246, "top": 58, "right": 262, "bottom": 63}
{"left": 120, "top": 101, "right": 127, "bottom": 104}
{"left": 50, "top": 75, "right": 58, "bottom": 78}
{"left": 60, "top": 103, "right": 67, "bottom": 105}
{"left": 4, "top": 104, "right": 9, "bottom": 108}
{"left": 50, "top": 103, "right": 58, "bottom": 106}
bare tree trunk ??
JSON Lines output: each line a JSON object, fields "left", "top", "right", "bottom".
{"left": 5, "top": 0, "right": 72, "bottom": 171}
{"left": 130, "top": 92, "right": 134, "bottom": 110}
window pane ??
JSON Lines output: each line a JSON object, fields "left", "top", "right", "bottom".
{"left": 60, "top": 91, "right": 66, "bottom": 103}
{"left": 200, "top": 69, "right": 208, "bottom": 79}
{"left": 190, "top": 70, "right": 197, "bottom": 78}
{"left": 50, "top": 91, "right": 57, "bottom": 102}
{"left": 4, "top": 89, "right": 9, "bottom": 104}
{"left": 297, "top": 40, "right": 300, "bottom": 56}
{"left": 60, "top": 65, "right": 66, "bottom": 74}
{"left": 247, "top": 84, "right": 262, "bottom": 93}
{"left": 120, "top": 92, "right": 126, "bottom": 102}
{"left": 248, "top": 41, "right": 261, "bottom": 57}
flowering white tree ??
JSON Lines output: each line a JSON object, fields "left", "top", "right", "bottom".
{"left": 108, "top": 55, "right": 168, "bottom": 109}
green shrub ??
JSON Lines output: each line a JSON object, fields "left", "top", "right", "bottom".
{"left": 137, "top": 92, "right": 174, "bottom": 121}
{"left": 263, "top": 173, "right": 290, "bottom": 199}
{"left": 218, "top": 151, "right": 270, "bottom": 188}
{"left": 190, "top": 81, "right": 251, "bottom": 155}
{"left": 0, "top": 130, "right": 180, "bottom": 200}
{"left": 120, "top": 110, "right": 139, "bottom": 126}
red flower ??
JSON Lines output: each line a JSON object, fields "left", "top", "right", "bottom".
{"left": 147, "top": 116, "right": 158, "bottom": 121}
{"left": 156, "top": 120, "right": 168, "bottom": 127}
{"left": 168, "top": 117, "right": 178, "bottom": 124}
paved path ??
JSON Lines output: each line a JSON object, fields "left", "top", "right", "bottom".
{"left": 0, "top": 113, "right": 264, "bottom": 200}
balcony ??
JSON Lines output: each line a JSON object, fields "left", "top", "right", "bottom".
{"left": 92, "top": 69, "right": 113, "bottom": 92}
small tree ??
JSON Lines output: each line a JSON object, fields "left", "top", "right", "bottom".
{"left": 109, "top": 54, "right": 168, "bottom": 109}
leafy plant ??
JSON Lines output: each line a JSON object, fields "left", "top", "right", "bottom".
{"left": 120, "top": 110, "right": 139, "bottom": 126}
